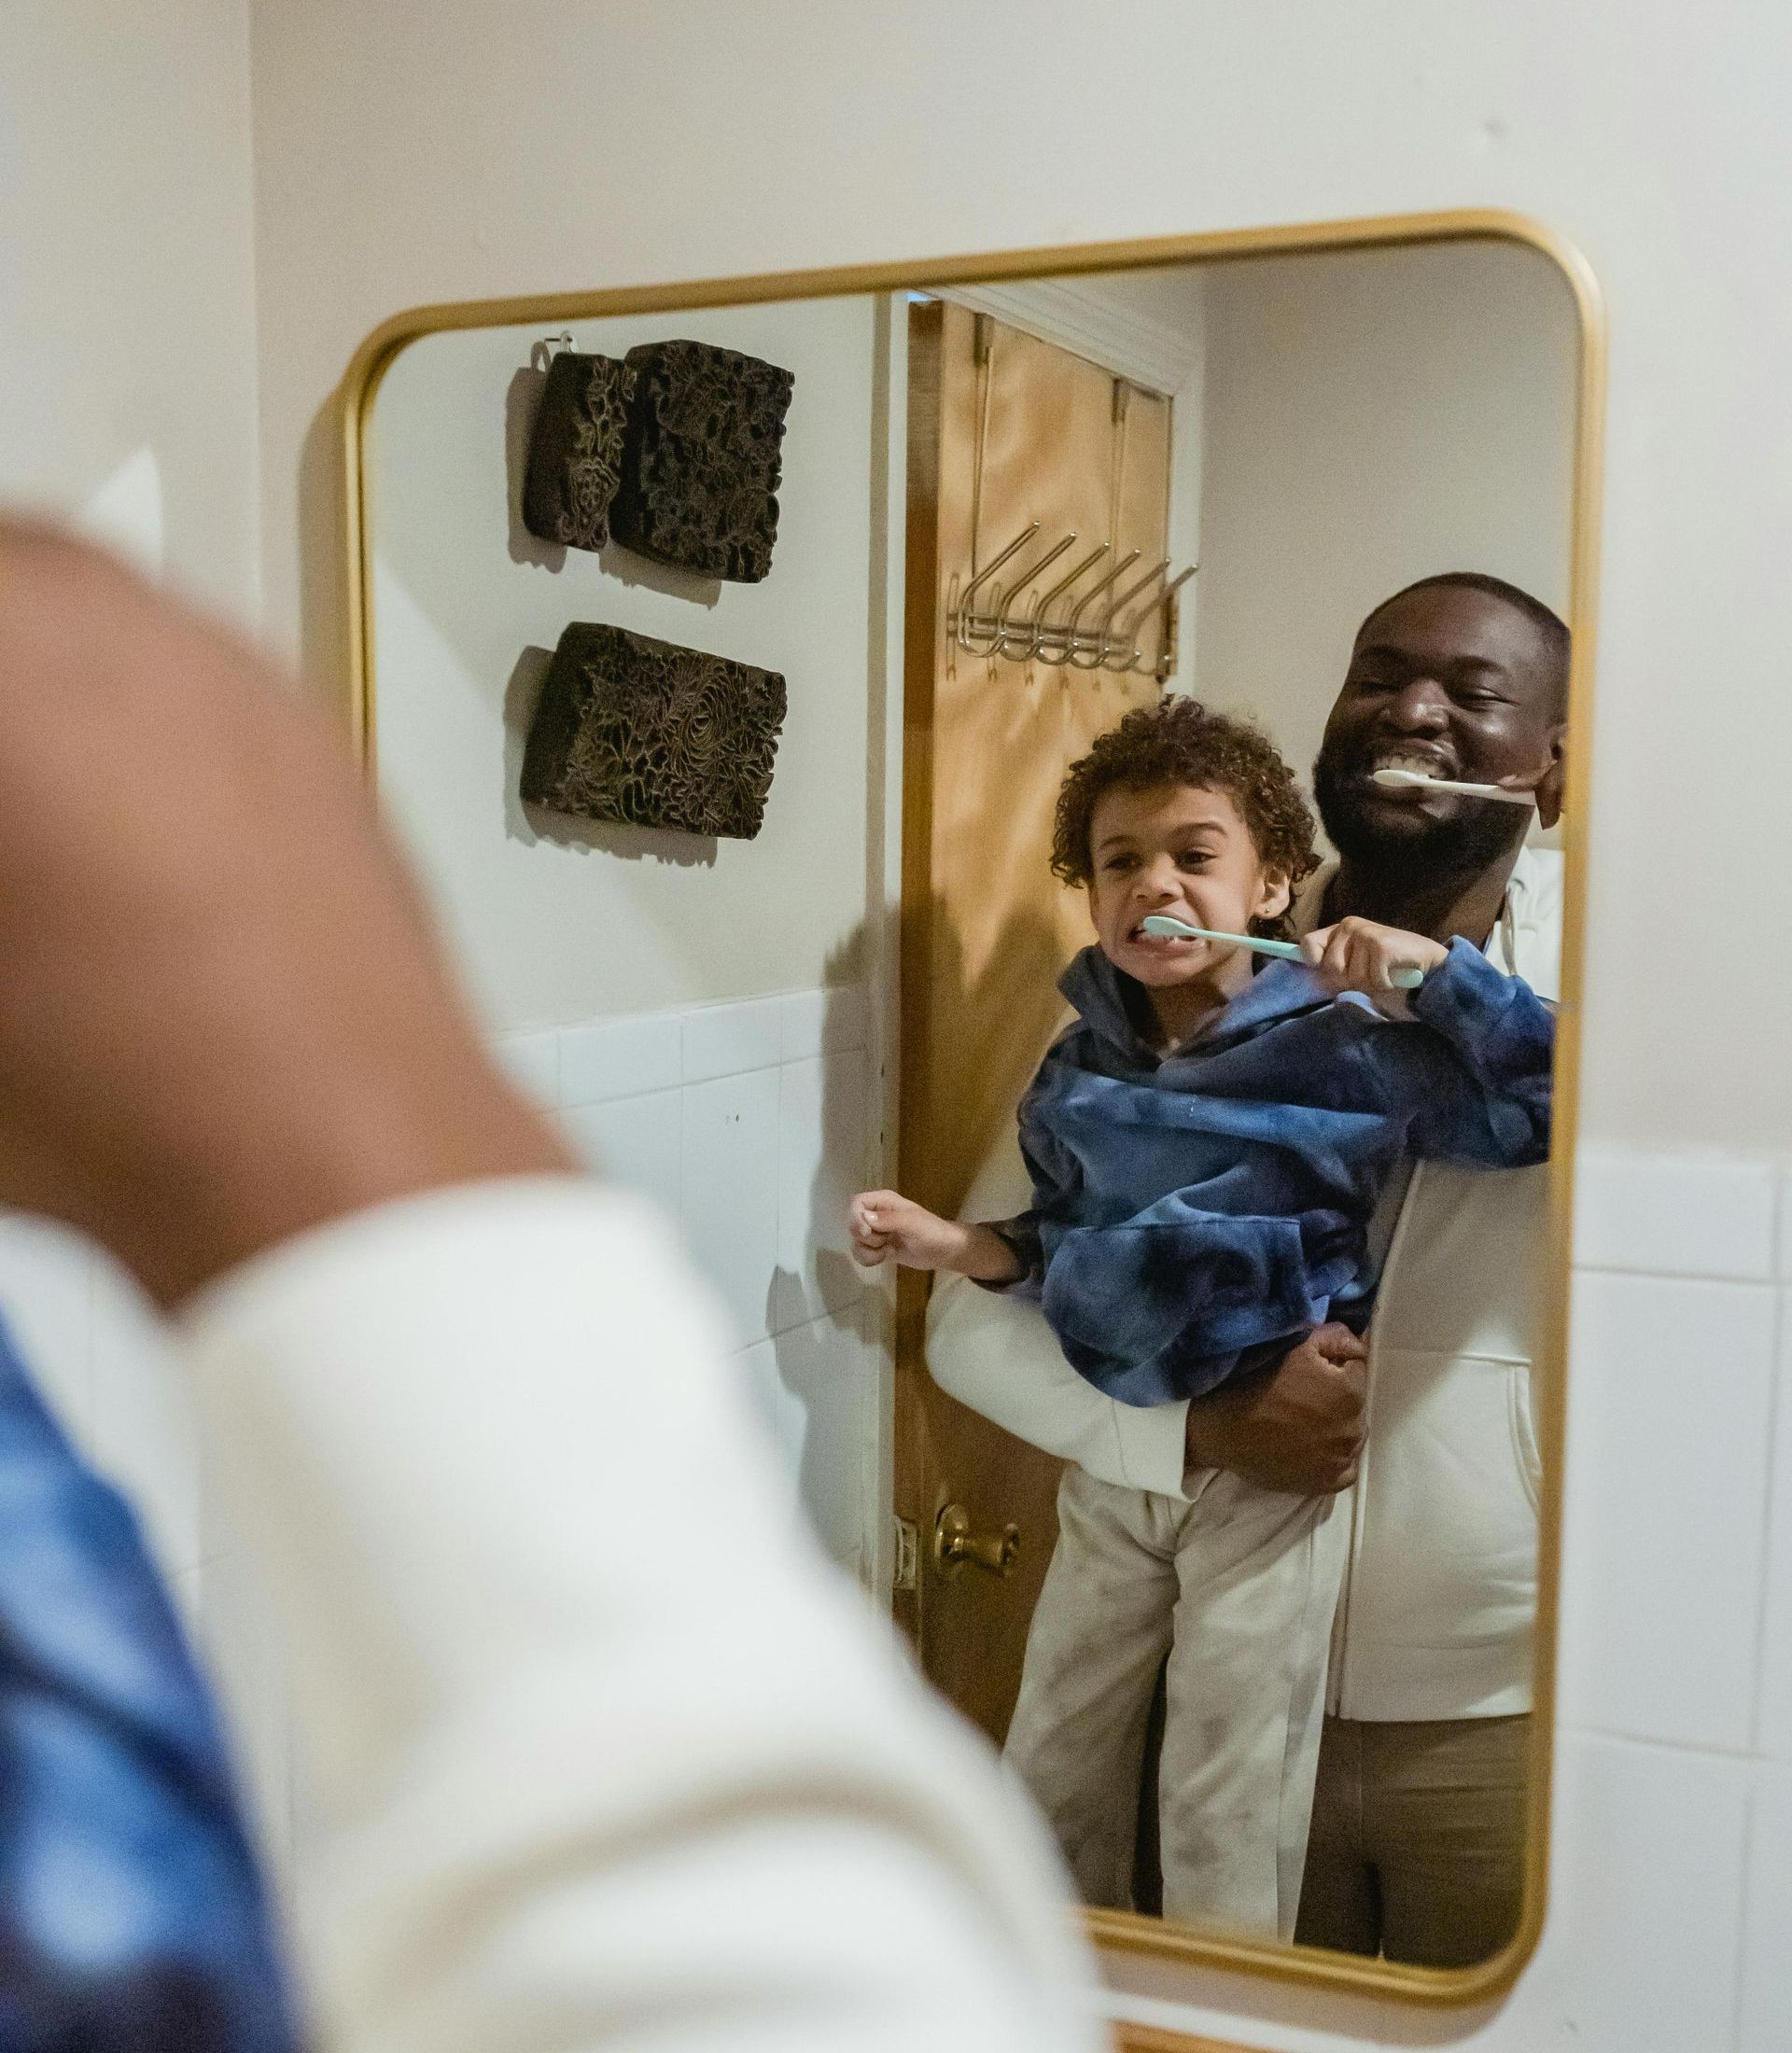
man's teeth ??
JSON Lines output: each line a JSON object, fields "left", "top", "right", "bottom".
{"left": 1372, "top": 753, "right": 1451, "bottom": 779}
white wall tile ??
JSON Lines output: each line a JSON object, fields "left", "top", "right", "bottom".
{"left": 1779, "top": 1166, "right": 1792, "bottom": 1283}
{"left": 680, "top": 996, "right": 783, "bottom": 1083}
{"left": 1742, "top": 1763, "right": 1792, "bottom": 2053}
{"left": 0, "top": 1212, "right": 94, "bottom": 1451}
{"left": 726, "top": 1313, "right": 874, "bottom": 1571}
{"left": 1480, "top": 1734, "right": 1748, "bottom": 2053}
{"left": 779, "top": 984, "right": 867, "bottom": 1060}
{"left": 1559, "top": 1271, "right": 1775, "bottom": 1752}
{"left": 89, "top": 1256, "right": 202, "bottom": 1581}
{"left": 560, "top": 1089, "right": 683, "bottom": 1219}
{"left": 559, "top": 1012, "right": 679, "bottom": 1107}
{"left": 1111, "top": 1730, "right": 1756, "bottom": 2053}
{"left": 772, "top": 1047, "right": 870, "bottom": 1334}
{"left": 1575, "top": 1143, "right": 1776, "bottom": 1281}
{"left": 728, "top": 1337, "right": 804, "bottom": 1495}
{"left": 773, "top": 1304, "right": 876, "bottom": 1570}
{"left": 492, "top": 1027, "right": 561, "bottom": 1109}
{"left": 1755, "top": 1289, "right": 1792, "bottom": 1760}
{"left": 680, "top": 1068, "right": 781, "bottom": 1347}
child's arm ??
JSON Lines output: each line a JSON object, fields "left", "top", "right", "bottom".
{"left": 847, "top": 1192, "right": 1029, "bottom": 1283}
{"left": 1309, "top": 920, "right": 1554, "bottom": 1169}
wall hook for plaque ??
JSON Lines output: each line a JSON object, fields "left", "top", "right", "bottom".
{"left": 532, "top": 329, "right": 576, "bottom": 371}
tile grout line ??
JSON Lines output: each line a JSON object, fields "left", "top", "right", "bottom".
{"left": 1572, "top": 1263, "right": 1780, "bottom": 1290}
{"left": 1557, "top": 1721, "right": 1766, "bottom": 1766}
{"left": 554, "top": 1043, "right": 868, "bottom": 1116}
{"left": 1746, "top": 1282, "right": 1785, "bottom": 1761}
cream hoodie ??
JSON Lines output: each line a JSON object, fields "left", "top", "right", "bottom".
{"left": 181, "top": 1183, "right": 1104, "bottom": 2053}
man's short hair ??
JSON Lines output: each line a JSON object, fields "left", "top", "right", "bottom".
{"left": 1359, "top": 571, "right": 1571, "bottom": 713}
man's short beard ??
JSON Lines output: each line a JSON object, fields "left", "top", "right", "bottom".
{"left": 1311, "top": 751, "right": 1525, "bottom": 880}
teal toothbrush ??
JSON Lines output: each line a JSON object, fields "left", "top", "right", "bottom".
{"left": 1140, "top": 914, "right": 1425, "bottom": 989}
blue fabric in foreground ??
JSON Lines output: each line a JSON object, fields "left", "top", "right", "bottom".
{"left": 1012, "top": 938, "right": 1554, "bottom": 1406}
{"left": 0, "top": 1313, "right": 298, "bottom": 2052}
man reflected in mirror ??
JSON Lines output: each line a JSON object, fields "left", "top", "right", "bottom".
{"left": 1197, "top": 572, "right": 1568, "bottom": 1966}
{"left": 928, "top": 571, "right": 1570, "bottom": 1968}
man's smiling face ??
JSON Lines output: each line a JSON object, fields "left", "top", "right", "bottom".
{"left": 1312, "top": 582, "right": 1568, "bottom": 873}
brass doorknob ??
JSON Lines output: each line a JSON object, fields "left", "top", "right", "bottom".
{"left": 934, "top": 1502, "right": 1021, "bottom": 1579}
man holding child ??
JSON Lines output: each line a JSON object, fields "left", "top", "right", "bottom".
{"left": 897, "top": 571, "right": 1569, "bottom": 1969}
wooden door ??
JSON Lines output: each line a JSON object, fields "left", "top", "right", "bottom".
{"left": 894, "top": 301, "right": 1171, "bottom": 1745}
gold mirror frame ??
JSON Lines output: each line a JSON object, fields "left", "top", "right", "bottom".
{"left": 338, "top": 210, "right": 1605, "bottom": 2035}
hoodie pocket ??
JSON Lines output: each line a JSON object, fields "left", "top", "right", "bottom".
{"left": 1349, "top": 1348, "right": 1540, "bottom": 1660}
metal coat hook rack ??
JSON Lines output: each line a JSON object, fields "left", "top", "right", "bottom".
{"left": 948, "top": 523, "right": 1197, "bottom": 681}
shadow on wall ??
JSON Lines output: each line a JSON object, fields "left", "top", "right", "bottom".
{"left": 503, "top": 367, "right": 567, "bottom": 573}
{"left": 499, "top": 645, "right": 719, "bottom": 868}
{"left": 762, "top": 942, "right": 881, "bottom": 1571}
{"left": 742, "top": 881, "right": 1069, "bottom": 1579}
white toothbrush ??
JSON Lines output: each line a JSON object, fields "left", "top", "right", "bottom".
{"left": 1371, "top": 766, "right": 1534, "bottom": 806}
{"left": 1140, "top": 914, "right": 1425, "bottom": 988}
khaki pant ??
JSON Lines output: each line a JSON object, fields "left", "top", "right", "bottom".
{"left": 1003, "top": 1465, "right": 1346, "bottom": 1940}
{"left": 1295, "top": 1712, "right": 1530, "bottom": 1966}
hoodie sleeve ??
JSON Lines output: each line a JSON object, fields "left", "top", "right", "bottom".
{"left": 0, "top": 1319, "right": 298, "bottom": 2053}
{"left": 1367, "top": 937, "right": 1555, "bottom": 1168}
{"left": 179, "top": 1180, "right": 1107, "bottom": 2053}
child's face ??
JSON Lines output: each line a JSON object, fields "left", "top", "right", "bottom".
{"left": 1085, "top": 782, "right": 1291, "bottom": 993}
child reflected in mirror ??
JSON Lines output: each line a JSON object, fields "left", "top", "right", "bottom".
{"left": 848, "top": 698, "right": 1554, "bottom": 1938}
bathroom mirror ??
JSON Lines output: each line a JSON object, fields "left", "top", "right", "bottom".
{"left": 343, "top": 216, "right": 1602, "bottom": 2020}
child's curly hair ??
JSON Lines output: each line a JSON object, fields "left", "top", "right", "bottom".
{"left": 1051, "top": 697, "right": 1319, "bottom": 934}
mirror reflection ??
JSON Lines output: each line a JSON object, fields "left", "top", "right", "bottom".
{"left": 358, "top": 232, "right": 1583, "bottom": 1978}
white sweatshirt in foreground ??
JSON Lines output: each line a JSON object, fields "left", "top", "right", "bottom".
{"left": 178, "top": 1180, "right": 1105, "bottom": 2053}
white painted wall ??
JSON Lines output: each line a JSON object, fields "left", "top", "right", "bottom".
{"left": 240, "top": 8, "right": 1792, "bottom": 2048}
{"left": 1, "top": 6, "right": 1789, "bottom": 2048}
{"left": 1192, "top": 240, "right": 1578, "bottom": 787}
{"left": 244, "top": 0, "right": 1787, "bottom": 1169}
{"left": 368, "top": 296, "right": 892, "bottom": 1027}
{"left": 0, "top": 1, "right": 262, "bottom": 621}
{"left": 365, "top": 299, "right": 902, "bottom": 1620}
{"left": 0, "top": 0, "right": 282, "bottom": 1865}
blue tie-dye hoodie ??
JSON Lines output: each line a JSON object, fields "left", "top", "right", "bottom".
{"left": 0, "top": 1315, "right": 299, "bottom": 2052}
{"left": 996, "top": 937, "right": 1553, "bottom": 1407}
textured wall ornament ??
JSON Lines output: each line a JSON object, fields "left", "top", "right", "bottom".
{"left": 522, "top": 350, "right": 637, "bottom": 551}
{"left": 609, "top": 340, "right": 795, "bottom": 582}
{"left": 520, "top": 621, "right": 787, "bottom": 841}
